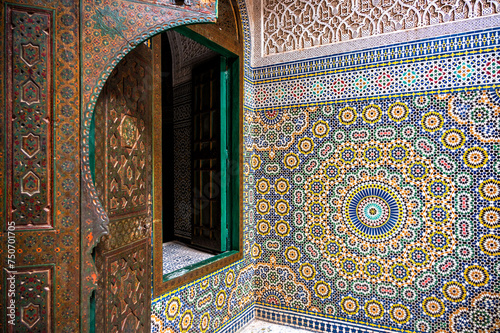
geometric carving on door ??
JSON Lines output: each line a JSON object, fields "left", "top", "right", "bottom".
{"left": 122, "top": 313, "right": 141, "bottom": 332}
{"left": 21, "top": 43, "right": 40, "bottom": 66}
{"left": 93, "top": 42, "right": 153, "bottom": 333}
{"left": 21, "top": 133, "right": 40, "bottom": 158}
{"left": 120, "top": 114, "right": 138, "bottom": 148}
{"left": 99, "top": 215, "right": 151, "bottom": 251}
{"left": 7, "top": 6, "right": 52, "bottom": 229}
{"left": 93, "top": 43, "right": 151, "bottom": 218}
{"left": 110, "top": 133, "right": 119, "bottom": 148}
{"left": 21, "top": 303, "right": 40, "bottom": 328}
{"left": 96, "top": 239, "right": 150, "bottom": 333}
{"left": 5, "top": 266, "right": 52, "bottom": 333}
{"left": 21, "top": 171, "right": 40, "bottom": 197}
{"left": 21, "top": 80, "right": 40, "bottom": 105}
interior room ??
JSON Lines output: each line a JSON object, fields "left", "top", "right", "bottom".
{"left": 1, "top": 0, "right": 499, "bottom": 332}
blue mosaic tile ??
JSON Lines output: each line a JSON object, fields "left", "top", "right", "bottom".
{"left": 250, "top": 29, "right": 500, "bottom": 81}
{"left": 244, "top": 27, "right": 500, "bottom": 333}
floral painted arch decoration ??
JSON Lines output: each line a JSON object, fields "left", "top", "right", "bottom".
{"left": 79, "top": 0, "right": 217, "bottom": 328}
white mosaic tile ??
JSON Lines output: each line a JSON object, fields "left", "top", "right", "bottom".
{"left": 162, "top": 241, "right": 214, "bottom": 275}
{"left": 238, "top": 320, "right": 314, "bottom": 333}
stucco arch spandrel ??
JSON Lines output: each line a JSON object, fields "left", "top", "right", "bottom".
{"left": 79, "top": 0, "right": 217, "bottom": 329}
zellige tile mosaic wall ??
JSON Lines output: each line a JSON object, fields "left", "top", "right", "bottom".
{"left": 150, "top": 1, "right": 257, "bottom": 332}
{"left": 245, "top": 27, "right": 500, "bottom": 333}
{"left": 151, "top": 2, "right": 500, "bottom": 333}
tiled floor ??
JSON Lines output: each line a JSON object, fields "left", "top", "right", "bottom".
{"left": 162, "top": 241, "right": 214, "bottom": 275}
{"left": 238, "top": 320, "right": 314, "bottom": 333}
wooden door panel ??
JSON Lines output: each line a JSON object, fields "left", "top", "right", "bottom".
{"left": 2, "top": 6, "right": 59, "bottom": 332}
{"left": 96, "top": 239, "right": 150, "bottom": 333}
{"left": 93, "top": 43, "right": 153, "bottom": 333}
{"left": 191, "top": 57, "right": 222, "bottom": 252}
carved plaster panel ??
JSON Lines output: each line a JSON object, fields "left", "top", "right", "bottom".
{"left": 251, "top": 0, "right": 500, "bottom": 66}
{"left": 167, "top": 30, "right": 217, "bottom": 86}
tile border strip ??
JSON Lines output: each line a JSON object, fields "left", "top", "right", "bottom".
{"left": 255, "top": 303, "right": 421, "bottom": 333}
{"left": 217, "top": 303, "right": 255, "bottom": 333}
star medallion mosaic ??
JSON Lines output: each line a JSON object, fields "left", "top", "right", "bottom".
{"left": 245, "top": 26, "right": 500, "bottom": 332}
{"left": 246, "top": 94, "right": 500, "bottom": 332}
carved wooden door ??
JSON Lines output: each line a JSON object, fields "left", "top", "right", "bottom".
{"left": 93, "top": 42, "right": 154, "bottom": 333}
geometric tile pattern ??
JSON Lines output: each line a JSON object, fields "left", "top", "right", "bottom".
{"left": 151, "top": 259, "right": 254, "bottom": 333}
{"left": 246, "top": 24, "right": 500, "bottom": 332}
{"left": 247, "top": 88, "right": 500, "bottom": 332}
{"left": 6, "top": 0, "right": 499, "bottom": 332}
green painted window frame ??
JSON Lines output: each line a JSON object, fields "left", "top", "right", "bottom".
{"left": 89, "top": 28, "right": 242, "bottom": 301}
{"left": 164, "top": 26, "right": 240, "bottom": 277}
{"left": 152, "top": 27, "right": 242, "bottom": 296}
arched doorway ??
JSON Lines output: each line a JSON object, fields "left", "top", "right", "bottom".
{"left": 86, "top": 1, "right": 243, "bottom": 331}
{"left": 78, "top": 2, "right": 220, "bottom": 330}
{"left": 92, "top": 41, "right": 155, "bottom": 332}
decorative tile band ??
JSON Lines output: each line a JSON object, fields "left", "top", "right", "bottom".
{"left": 251, "top": 28, "right": 500, "bottom": 81}
{"left": 246, "top": 40, "right": 500, "bottom": 110}
{"left": 255, "top": 303, "right": 412, "bottom": 333}
{"left": 244, "top": 83, "right": 500, "bottom": 113}
{"left": 250, "top": 13, "right": 500, "bottom": 68}
{"left": 217, "top": 303, "right": 255, "bottom": 333}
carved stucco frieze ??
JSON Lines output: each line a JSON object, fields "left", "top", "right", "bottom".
{"left": 262, "top": 0, "right": 500, "bottom": 56}
{"left": 167, "top": 30, "right": 217, "bottom": 86}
